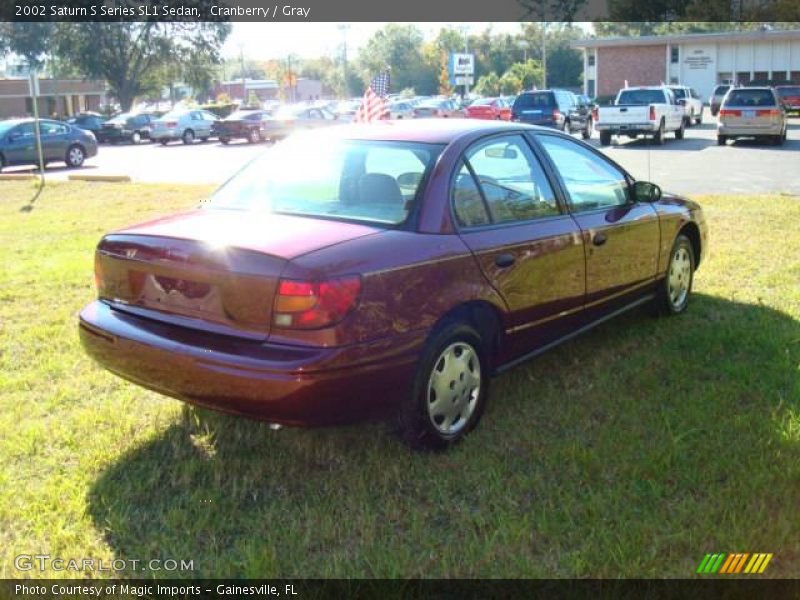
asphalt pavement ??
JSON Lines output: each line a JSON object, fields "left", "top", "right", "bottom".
{"left": 5, "top": 118, "right": 800, "bottom": 197}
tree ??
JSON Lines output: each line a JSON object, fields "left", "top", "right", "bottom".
{"left": 499, "top": 72, "right": 523, "bottom": 95}
{"left": 0, "top": 23, "right": 56, "bottom": 70}
{"left": 55, "top": 22, "right": 230, "bottom": 111}
{"left": 506, "top": 59, "right": 544, "bottom": 90}
{"left": 357, "top": 24, "right": 437, "bottom": 95}
{"left": 474, "top": 73, "right": 501, "bottom": 96}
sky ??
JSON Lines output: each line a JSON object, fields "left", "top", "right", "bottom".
{"left": 222, "top": 22, "right": 593, "bottom": 61}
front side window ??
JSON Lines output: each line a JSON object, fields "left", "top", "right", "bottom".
{"left": 208, "top": 135, "right": 442, "bottom": 226}
{"left": 537, "top": 135, "right": 629, "bottom": 212}
{"left": 460, "top": 134, "right": 559, "bottom": 225}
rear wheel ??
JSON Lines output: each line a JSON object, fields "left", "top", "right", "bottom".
{"left": 219, "top": 137, "right": 230, "bottom": 145}
{"left": 675, "top": 119, "right": 685, "bottom": 140}
{"left": 159, "top": 139, "right": 169, "bottom": 146}
{"left": 0, "top": 154, "right": 5, "bottom": 172}
{"left": 773, "top": 134, "right": 784, "bottom": 146}
{"left": 396, "top": 322, "right": 488, "bottom": 450}
{"left": 131, "top": 131, "right": 141, "bottom": 144}
{"left": 695, "top": 109, "right": 703, "bottom": 125}
{"left": 248, "top": 128, "right": 262, "bottom": 144}
{"left": 65, "top": 144, "right": 85, "bottom": 168}
{"left": 182, "top": 129, "right": 195, "bottom": 145}
{"left": 653, "top": 120, "right": 665, "bottom": 145}
{"left": 717, "top": 135, "right": 727, "bottom": 146}
{"left": 582, "top": 118, "right": 593, "bottom": 140}
{"left": 599, "top": 130, "right": 612, "bottom": 146}
{"left": 652, "top": 234, "right": 695, "bottom": 316}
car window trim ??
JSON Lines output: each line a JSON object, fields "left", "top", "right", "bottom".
{"left": 529, "top": 131, "right": 635, "bottom": 214}
{"left": 447, "top": 131, "right": 567, "bottom": 233}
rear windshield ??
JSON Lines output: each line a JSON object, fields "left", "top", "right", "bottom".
{"left": 724, "top": 89, "right": 776, "bottom": 107}
{"left": 513, "top": 93, "right": 555, "bottom": 110}
{"left": 208, "top": 134, "right": 444, "bottom": 226}
{"left": 617, "top": 89, "right": 667, "bottom": 105}
{"left": 777, "top": 86, "right": 800, "bottom": 97}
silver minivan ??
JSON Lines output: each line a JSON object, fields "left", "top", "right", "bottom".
{"left": 717, "top": 87, "right": 787, "bottom": 146}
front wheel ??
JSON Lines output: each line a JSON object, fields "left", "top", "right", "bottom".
{"left": 219, "top": 137, "right": 230, "bottom": 145}
{"left": 131, "top": 131, "right": 141, "bottom": 144}
{"left": 159, "top": 139, "right": 169, "bottom": 146}
{"left": 675, "top": 119, "right": 685, "bottom": 140}
{"left": 396, "top": 322, "right": 488, "bottom": 450}
{"left": 652, "top": 234, "right": 695, "bottom": 316}
{"left": 65, "top": 144, "right": 85, "bottom": 168}
{"left": 582, "top": 118, "right": 593, "bottom": 140}
{"left": 717, "top": 134, "right": 727, "bottom": 146}
{"left": 182, "top": 129, "right": 195, "bottom": 145}
{"left": 653, "top": 120, "right": 665, "bottom": 145}
{"left": 248, "top": 128, "right": 262, "bottom": 144}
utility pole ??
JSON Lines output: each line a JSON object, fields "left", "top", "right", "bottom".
{"left": 337, "top": 24, "right": 350, "bottom": 98}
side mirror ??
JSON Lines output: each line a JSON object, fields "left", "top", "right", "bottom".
{"left": 633, "top": 180, "right": 662, "bottom": 203}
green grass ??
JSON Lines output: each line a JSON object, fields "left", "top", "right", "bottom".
{"left": 1, "top": 181, "right": 798, "bottom": 579}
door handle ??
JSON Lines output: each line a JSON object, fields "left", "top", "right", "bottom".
{"left": 592, "top": 233, "right": 608, "bottom": 246}
{"left": 494, "top": 253, "right": 515, "bottom": 268}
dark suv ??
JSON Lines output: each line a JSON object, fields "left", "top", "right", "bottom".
{"left": 511, "top": 90, "right": 592, "bottom": 138}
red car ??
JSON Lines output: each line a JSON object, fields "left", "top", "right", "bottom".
{"left": 80, "top": 120, "right": 707, "bottom": 449}
{"left": 776, "top": 85, "right": 800, "bottom": 115}
{"left": 465, "top": 97, "right": 512, "bottom": 121}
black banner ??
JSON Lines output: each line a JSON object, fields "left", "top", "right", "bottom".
{"left": 2, "top": 0, "right": 799, "bottom": 22}
{"left": 3, "top": 579, "right": 800, "bottom": 600}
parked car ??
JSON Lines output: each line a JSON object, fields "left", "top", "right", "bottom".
{"left": 79, "top": 120, "right": 706, "bottom": 450}
{"left": 260, "top": 105, "right": 338, "bottom": 140}
{"left": 775, "top": 85, "right": 800, "bottom": 115}
{"left": 66, "top": 113, "right": 107, "bottom": 137}
{"left": 213, "top": 110, "right": 273, "bottom": 144}
{"left": 332, "top": 100, "right": 361, "bottom": 123}
{"left": 668, "top": 85, "right": 704, "bottom": 125}
{"left": 0, "top": 118, "right": 98, "bottom": 171}
{"left": 594, "top": 86, "right": 685, "bottom": 146}
{"left": 413, "top": 98, "right": 463, "bottom": 118}
{"left": 150, "top": 109, "right": 219, "bottom": 145}
{"left": 717, "top": 87, "right": 787, "bottom": 146}
{"left": 710, "top": 84, "right": 733, "bottom": 116}
{"left": 464, "top": 97, "right": 512, "bottom": 121}
{"left": 511, "top": 90, "right": 591, "bottom": 138}
{"left": 97, "top": 112, "right": 156, "bottom": 144}
{"left": 386, "top": 101, "right": 415, "bottom": 120}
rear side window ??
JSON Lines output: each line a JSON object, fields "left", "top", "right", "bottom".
{"left": 513, "top": 93, "right": 555, "bottom": 111}
{"left": 724, "top": 89, "right": 776, "bottom": 107}
{"left": 456, "top": 134, "right": 559, "bottom": 225}
{"left": 452, "top": 162, "right": 490, "bottom": 227}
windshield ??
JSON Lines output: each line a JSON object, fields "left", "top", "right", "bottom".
{"left": 107, "top": 113, "right": 132, "bottom": 124}
{"left": 207, "top": 135, "right": 444, "bottom": 226}
{"left": 513, "top": 93, "right": 554, "bottom": 109}
{"left": 725, "top": 89, "right": 776, "bottom": 107}
{"left": 617, "top": 89, "right": 667, "bottom": 105}
{"left": 0, "top": 120, "right": 21, "bottom": 135}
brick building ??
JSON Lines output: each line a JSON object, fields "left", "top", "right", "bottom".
{"left": 573, "top": 29, "right": 800, "bottom": 102}
{"left": 0, "top": 78, "right": 107, "bottom": 119}
{"left": 213, "top": 77, "right": 324, "bottom": 104}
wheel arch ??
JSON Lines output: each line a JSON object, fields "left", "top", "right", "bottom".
{"left": 430, "top": 300, "right": 505, "bottom": 368}
{"left": 679, "top": 222, "right": 702, "bottom": 269}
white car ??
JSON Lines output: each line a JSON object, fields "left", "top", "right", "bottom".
{"left": 595, "top": 86, "right": 686, "bottom": 145}
{"left": 668, "top": 85, "right": 704, "bottom": 126}
{"left": 386, "top": 101, "right": 415, "bottom": 120}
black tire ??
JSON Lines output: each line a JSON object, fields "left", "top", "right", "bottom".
{"left": 582, "top": 118, "right": 592, "bottom": 140}
{"left": 773, "top": 134, "right": 784, "bottom": 146}
{"left": 159, "top": 139, "right": 169, "bottom": 146}
{"left": 219, "top": 137, "right": 230, "bottom": 145}
{"left": 0, "top": 154, "right": 5, "bottom": 173}
{"left": 717, "top": 134, "right": 727, "bottom": 146}
{"left": 653, "top": 120, "right": 665, "bottom": 145}
{"left": 248, "top": 128, "right": 262, "bottom": 144}
{"left": 200, "top": 137, "right": 209, "bottom": 143}
{"left": 695, "top": 109, "right": 703, "bottom": 125}
{"left": 675, "top": 119, "right": 685, "bottom": 140}
{"left": 131, "top": 131, "right": 141, "bottom": 144}
{"left": 182, "top": 129, "right": 195, "bottom": 145}
{"left": 65, "top": 144, "right": 85, "bottom": 168}
{"left": 652, "top": 234, "right": 695, "bottom": 316}
{"left": 599, "top": 130, "right": 612, "bottom": 146}
{"left": 396, "top": 321, "right": 489, "bottom": 450}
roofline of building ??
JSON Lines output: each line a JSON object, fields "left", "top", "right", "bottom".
{"left": 572, "top": 28, "right": 800, "bottom": 49}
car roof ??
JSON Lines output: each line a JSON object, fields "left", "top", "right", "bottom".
{"left": 305, "top": 119, "right": 543, "bottom": 144}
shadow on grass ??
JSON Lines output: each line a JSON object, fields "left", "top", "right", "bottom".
{"left": 87, "top": 294, "right": 799, "bottom": 577}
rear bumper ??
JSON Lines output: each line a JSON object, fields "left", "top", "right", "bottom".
{"left": 718, "top": 124, "right": 783, "bottom": 136}
{"left": 79, "top": 301, "right": 423, "bottom": 426}
{"left": 596, "top": 122, "right": 658, "bottom": 133}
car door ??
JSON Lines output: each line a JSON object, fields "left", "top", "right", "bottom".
{"left": 452, "top": 133, "right": 586, "bottom": 359}
{"left": 39, "top": 121, "right": 69, "bottom": 161}
{"left": 534, "top": 133, "right": 660, "bottom": 320}
{"left": 4, "top": 122, "right": 37, "bottom": 165}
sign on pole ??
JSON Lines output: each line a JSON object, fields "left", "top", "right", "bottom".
{"left": 28, "top": 71, "right": 40, "bottom": 96}
{"left": 448, "top": 52, "right": 475, "bottom": 87}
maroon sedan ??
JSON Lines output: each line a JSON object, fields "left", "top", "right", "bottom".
{"left": 79, "top": 120, "right": 707, "bottom": 449}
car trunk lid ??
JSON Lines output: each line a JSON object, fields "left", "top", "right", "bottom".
{"left": 96, "top": 209, "right": 381, "bottom": 340}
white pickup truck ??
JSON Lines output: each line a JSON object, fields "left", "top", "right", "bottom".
{"left": 595, "top": 86, "right": 686, "bottom": 146}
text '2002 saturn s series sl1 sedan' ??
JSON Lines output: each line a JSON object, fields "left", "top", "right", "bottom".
{"left": 79, "top": 120, "right": 707, "bottom": 450}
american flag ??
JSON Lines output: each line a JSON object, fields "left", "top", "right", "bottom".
{"left": 355, "top": 70, "right": 390, "bottom": 123}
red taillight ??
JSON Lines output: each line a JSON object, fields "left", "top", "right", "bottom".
{"left": 552, "top": 108, "right": 562, "bottom": 119}
{"left": 166, "top": 121, "right": 177, "bottom": 128}
{"left": 648, "top": 105, "right": 656, "bottom": 121}
{"left": 756, "top": 109, "right": 781, "bottom": 117}
{"left": 273, "top": 276, "right": 361, "bottom": 329}
{"left": 718, "top": 109, "right": 741, "bottom": 117}
{"left": 592, "top": 106, "right": 598, "bottom": 121}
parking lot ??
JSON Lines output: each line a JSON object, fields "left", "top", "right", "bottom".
{"left": 5, "top": 118, "right": 800, "bottom": 196}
